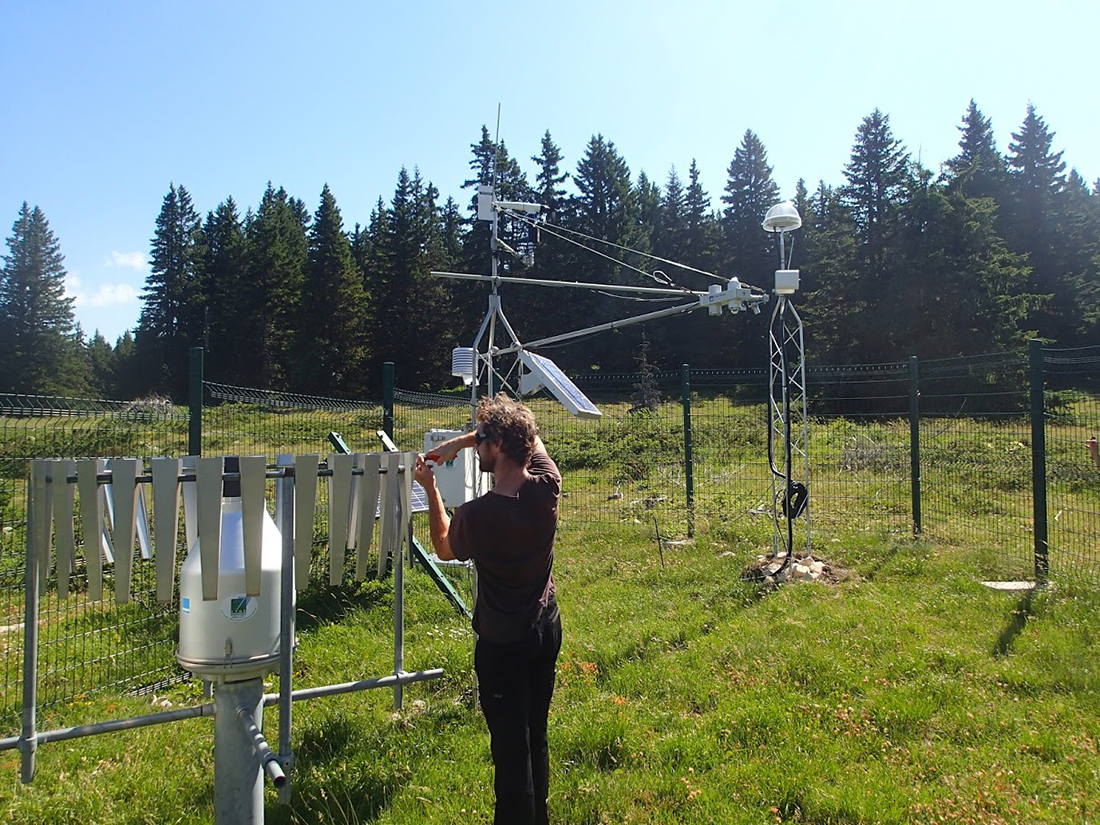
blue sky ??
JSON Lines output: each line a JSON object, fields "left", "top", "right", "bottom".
{"left": 2, "top": 1, "right": 1096, "bottom": 342}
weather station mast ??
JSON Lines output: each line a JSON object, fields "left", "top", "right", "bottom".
{"left": 763, "top": 202, "right": 810, "bottom": 571}
{"left": 433, "top": 182, "right": 809, "bottom": 571}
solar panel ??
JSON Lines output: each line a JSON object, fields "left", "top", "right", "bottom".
{"left": 518, "top": 350, "right": 602, "bottom": 419}
{"left": 372, "top": 478, "right": 430, "bottom": 516}
{"left": 411, "top": 481, "right": 429, "bottom": 513}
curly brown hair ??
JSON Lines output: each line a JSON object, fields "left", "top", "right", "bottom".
{"left": 475, "top": 393, "right": 540, "bottom": 467}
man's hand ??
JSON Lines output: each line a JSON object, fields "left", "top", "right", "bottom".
{"left": 416, "top": 452, "right": 454, "bottom": 561}
{"left": 414, "top": 453, "right": 436, "bottom": 488}
{"left": 425, "top": 431, "right": 474, "bottom": 465}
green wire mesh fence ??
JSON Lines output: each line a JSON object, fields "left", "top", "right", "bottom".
{"left": 1044, "top": 346, "right": 1100, "bottom": 582}
{"left": 0, "top": 393, "right": 189, "bottom": 733}
{"left": 1, "top": 345, "right": 1097, "bottom": 738}
{"left": 203, "top": 381, "right": 383, "bottom": 457}
{"left": 918, "top": 352, "right": 1034, "bottom": 581}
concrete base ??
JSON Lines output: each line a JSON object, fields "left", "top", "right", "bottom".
{"left": 981, "top": 580, "right": 1037, "bottom": 593}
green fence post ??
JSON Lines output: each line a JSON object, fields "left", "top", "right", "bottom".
{"left": 1029, "top": 340, "right": 1049, "bottom": 583}
{"left": 681, "top": 364, "right": 694, "bottom": 538}
{"left": 188, "top": 347, "right": 203, "bottom": 457}
{"left": 908, "top": 355, "right": 922, "bottom": 535}
{"left": 383, "top": 361, "right": 395, "bottom": 441}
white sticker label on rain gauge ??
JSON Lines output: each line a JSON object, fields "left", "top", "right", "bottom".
{"left": 221, "top": 594, "right": 258, "bottom": 622}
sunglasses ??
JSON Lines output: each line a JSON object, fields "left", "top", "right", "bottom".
{"left": 475, "top": 429, "right": 492, "bottom": 446}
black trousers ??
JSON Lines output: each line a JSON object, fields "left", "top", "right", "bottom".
{"left": 474, "top": 601, "right": 562, "bottom": 825}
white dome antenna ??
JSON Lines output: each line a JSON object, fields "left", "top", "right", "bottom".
{"left": 762, "top": 201, "right": 802, "bottom": 233}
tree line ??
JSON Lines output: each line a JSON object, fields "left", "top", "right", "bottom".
{"left": 2, "top": 101, "right": 1097, "bottom": 401}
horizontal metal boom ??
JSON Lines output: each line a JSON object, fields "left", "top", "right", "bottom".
{"left": 494, "top": 300, "right": 702, "bottom": 355}
{"left": 431, "top": 270, "right": 703, "bottom": 297}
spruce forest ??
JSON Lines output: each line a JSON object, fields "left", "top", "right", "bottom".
{"left": 2, "top": 102, "right": 1098, "bottom": 401}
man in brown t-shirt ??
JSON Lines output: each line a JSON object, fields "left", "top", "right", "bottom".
{"left": 414, "top": 393, "right": 562, "bottom": 825}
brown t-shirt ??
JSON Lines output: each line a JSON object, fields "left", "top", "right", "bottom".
{"left": 448, "top": 450, "right": 561, "bottom": 643}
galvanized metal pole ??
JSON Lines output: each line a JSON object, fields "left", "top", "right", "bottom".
{"left": 382, "top": 362, "right": 395, "bottom": 442}
{"left": 275, "top": 456, "right": 295, "bottom": 804}
{"left": 1029, "top": 340, "right": 1049, "bottom": 583}
{"left": 908, "top": 356, "right": 922, "bottom": 535}
{"left": 680, "top": 364, "right": 694, "bottom": 538}
{"left": 189, "top": 347, "right": 204, "bottom": 457}
{"left": 393, "top": 459, "right": 405, "bottom": 711}
{"left": 488, "top": 196, "right": 499, "bottom": 399}
{"left": 213, "top": 678, "right": 266, "bottom": 825}
{"left": 19, "top": 462, "right": 43, "bottom": 782}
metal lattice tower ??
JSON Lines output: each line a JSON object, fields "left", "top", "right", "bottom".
{"left": 768, "top": 294, "right": 811, "bottom": 566}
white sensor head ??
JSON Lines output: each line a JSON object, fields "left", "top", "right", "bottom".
{"left": 762, "top": 202, "right": 802, "bottom": 233}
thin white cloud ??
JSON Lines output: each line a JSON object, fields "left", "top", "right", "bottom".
{"left": 87, "top": 283, "right": 139, "bottom": 307}
{"left": 65, "top": 273, "right": 139, "bottom": 308}
{"left": 104, "top": 250, "right": 148, "bottom": 271}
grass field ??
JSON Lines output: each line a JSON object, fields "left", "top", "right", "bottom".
{"left": 0, "top": 392, "right": 1097, "bottom": 822}
{"left": 1, "top": 517, "right": 1098, "bottom": 824}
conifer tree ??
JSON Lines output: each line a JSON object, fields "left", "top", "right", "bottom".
{"left": 790, "top": 179, "right": 812, "bottom": 270}
{"left": 356, "top": 198, "right": 389, "bottom": 278}
{"left": 136, "top": 183, "right": 205, "bottom": 397}
{"left": 633, "top": 171, "right": 661, "bottom": 254}
{"left": 295, "top": 184, "right": 368, "bottom": 394}
{"left": 654, "top": 167, "right": 687, "bottom": 266}
{"left": 573, "top": 134, "right": 634, "bottom": 260}
{"left": 370, "top": 169, "right": 457, "bottom": 388}
{"left": 714, "top": 133, "right": 783, "bottom": 367}
{"left": 1008, "top": 104, "right": 1066, "bottom": 224}
{"left": 531, "top": 130, "right": 569, "bottom": 217}
{"left": 417, "top": 180, "right": 463, "bottom": 387}
{"left": 682, "top": 160, "right": 725, "bottom": 367}
{"left": 836, "top": 110, "right": 912, "bottom": 356}
{"left": 842, "top": 109, "right": 911, "bottom": 279}
{"left": 461, "top": 127, "right": 534, "bottom": 280}
{"left": 86, "top": 331, "right": 116, "bottom": 396}
{"left": 721, "top": 130, "right": 780, "bottom": 281}
{"left": 944, "top": 100, "right": 1007, "bottom": 203}
{"left": 1005, "top": 104, "right": 1080, "bottom": 341}
{"left": 0, "top": 203, "right": 85, "bottom": 393}
{"left": 684, "top": 160, "right": 717, "bottom": 273}
{"left": 245, "top": 184, "right": 308, "bottom": 387}
{"left": 439, "top": 196, "right": 465, "bottom": 263}
{"left": 571, "top": 134, "right": 636, "bottom": 370}
{"left": 355, "top": 198, "right": 390, "bottom": 389}
{"left": 629, "top": 333, "right": 661, "bottom": 413}
{"left": 200, "top": 197, "right": 246, "bottom": 382}
{"left": 457, "top": 129, "right": 559, "bottom": 370}
{"left": 350, "top": 221, "right": 369, "bottom": 275}
{"left": 113, "top": 331, "right": 142, "bottom": 399}
{"left": 1053, "top": 168, "right": 1100, "bottom": 343}
{"left": 799, "top": 182, "right": 859, "bottom": 363}
{"left": 894, "top": 164, "right": 1033, "bottom": 358}
{"left": 509, "top": 133, "right": 578, "bottom": 349}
